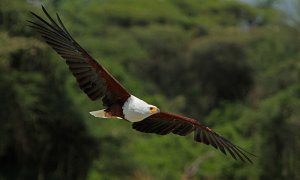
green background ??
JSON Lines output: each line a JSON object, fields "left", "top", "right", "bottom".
{"left": 0, "top": 0, "right": 299, "bottom": 179}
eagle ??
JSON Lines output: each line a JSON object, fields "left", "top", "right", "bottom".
{"left": 29, "top": 6, "right": 255, "bottom": 163}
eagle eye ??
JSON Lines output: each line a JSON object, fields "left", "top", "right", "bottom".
{"left": 149, "top": 106, "right": 157, "bottom": 113}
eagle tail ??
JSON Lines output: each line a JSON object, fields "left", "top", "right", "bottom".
{"left": 89, "top": 109, "right": 122, "bottom": 119}
{"left": 89, "top": 109, "right": 107, "bottom": 118}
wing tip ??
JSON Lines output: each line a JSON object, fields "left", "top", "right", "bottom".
{"left": 41, "top": 5, "right": 47, "bottom": 14}
{"left": 193, "top": 128, "right": 256, "bottom": 164}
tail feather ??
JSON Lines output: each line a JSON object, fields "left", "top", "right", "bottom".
{"left": 89, "top": 109, "right": 107, "bottom": 118}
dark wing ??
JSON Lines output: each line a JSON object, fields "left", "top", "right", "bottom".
{"left": 28, "top": 6, "right": 130, "bottom": 106}
{"left": 132, "top": 112, "right": 255, "bottom": 163}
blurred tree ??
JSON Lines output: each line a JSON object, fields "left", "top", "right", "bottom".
{"left": 257, "top": 86, "right": 300, "bottom": 179}
{"left": 184, "top": 37, "right": 253, "bottom": 116}
{"left": 0, "top": 2, "right": 99, "bottom": 179}
{"left": 1, "top": 0, "right": 299, "bottom": 179}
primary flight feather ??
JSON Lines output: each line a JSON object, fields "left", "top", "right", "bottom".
{"left": 29, "top": 6, "right": 255, "bottom": 163}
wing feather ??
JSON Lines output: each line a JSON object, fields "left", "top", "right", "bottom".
{"left": 132, "top": 112, "right": 255, "bottom": 163}
{"left": 29, "top": 6, "right": 130, "bottom": 106}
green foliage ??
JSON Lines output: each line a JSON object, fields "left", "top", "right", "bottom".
{"left": 256, "top": 85, "right": 300, "bottom": 179}
{"left": 0, "top": 0, "right": 299, "bottom": 179}
{"left": 0, "top": 4, "right": 99, "bottom": 179}
{"left": 183, "top": 35, "right": 253, "bottom": 116}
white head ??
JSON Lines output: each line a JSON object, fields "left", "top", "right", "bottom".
{"left": 122, "top": 95, "right": 160, "bottom": 122}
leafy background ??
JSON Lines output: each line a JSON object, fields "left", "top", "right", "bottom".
{"left": 0, "top": 0, "right": 299, "bottom": 179}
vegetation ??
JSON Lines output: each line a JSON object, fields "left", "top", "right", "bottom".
{"left": 0, "top": 0, "right": 299, "bottom": 179}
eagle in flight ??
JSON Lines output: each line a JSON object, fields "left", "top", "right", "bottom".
{"left": 29, "top": 6, "right": 255, "bottom": 163}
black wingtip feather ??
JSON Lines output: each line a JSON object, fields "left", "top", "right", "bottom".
{"left": 219, "top": 136, "right": 255, "bottom": 163}
{"left": 29, "top": 6, "right": 108, "bottom": 102}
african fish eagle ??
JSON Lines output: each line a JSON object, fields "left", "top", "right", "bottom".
{"left": 29, "top": 6, "right": 255, "bottom": 163}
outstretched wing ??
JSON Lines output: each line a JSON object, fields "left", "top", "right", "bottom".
{"left": 132, "top": 112, "right": 255, "bottom": 163}
{"left": 28, "top": 6, "right": 130, "bottom": 106}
